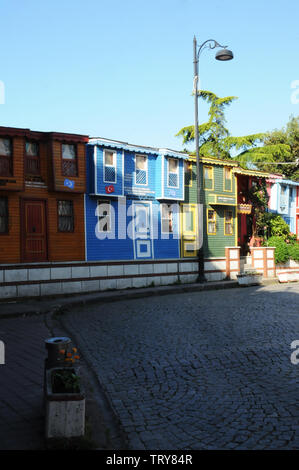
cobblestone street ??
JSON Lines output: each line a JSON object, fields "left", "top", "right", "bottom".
{"left": 61, "top": 283, "right": 299, "bottom": 450}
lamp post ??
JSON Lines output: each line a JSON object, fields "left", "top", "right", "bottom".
{"left": 193, "top": 36, "right": 233, "bottom": 282}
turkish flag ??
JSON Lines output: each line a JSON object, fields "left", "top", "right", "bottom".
{"left": 105, "top": 185, "right": 115, "bottom": 194}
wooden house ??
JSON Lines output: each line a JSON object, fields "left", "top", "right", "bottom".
{"left": 0, "top": 126, "right": 89, "bottom": 264}
{"left": 85, "top": 138, "right": 189, "bottom": 261}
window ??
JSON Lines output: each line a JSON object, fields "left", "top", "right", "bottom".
{"left": 168, "top": 158, "right": 179, "bottom": 188}
{"left": 207, "top": 209, "right": 216, "bottom": 234}
{"left": 62, "top": 144, "right": 77, "bottom": 177}
{"left": 204, "top": 166, "right": 213, "bottom": 190}
{"left": 0, "top": 138, "right": 12, "bottom": 176}
{"left": 161, "top": 204, "right": 174, "bottom": 234}
{"left": 224, "top": 210, "right": 233, "bottom": 235}
{"left": 185, "top": 162, "right": 193, "bottom": 187}
{"left": 25, "top": 141, "right": 40, "bottom": 175}
{"left": 97, "top": 200, "right": 111, "bottom": 232}
{"left": 58, "top": 200, "right": 74, "bottom": 232}
{"left": 0, "top": 197, "right": 8, "bottom": 233}
{"left": 104, "top": 150, "right": 116, "bottom": 183}
{"left": 224, "top": 167, "right": 232, "bottom": 191}
{"left": 135, "top": 155, "right": 148, "bottom": 185}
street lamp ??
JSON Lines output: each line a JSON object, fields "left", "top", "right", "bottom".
{"left": 193, "top": 36, "right": 233, "bottom": 282}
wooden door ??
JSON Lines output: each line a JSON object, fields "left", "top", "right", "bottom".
{"left": 133, "top": 201, "right": 153, "bottom": 259}
{"left": 21, "top": 199, "right": 48, "bottom": 262}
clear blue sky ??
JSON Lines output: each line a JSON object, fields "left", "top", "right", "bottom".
{"left": 0, "top": 0, "right": 298, "bottom": 151}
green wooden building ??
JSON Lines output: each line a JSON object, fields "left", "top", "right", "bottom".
{"left": 181, "top": 155, "right": 238, "bottom": 258}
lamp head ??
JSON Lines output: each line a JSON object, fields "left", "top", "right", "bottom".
{"left": 215, "top": 49, "right": 234, "bottom": 61}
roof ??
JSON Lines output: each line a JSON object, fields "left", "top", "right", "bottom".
{"left": 232, "top": 167, "right": 270, "bottom": 178}
{"left": 187, "top": 155, "right": 238, "bottom": 166}
{"left": 89, "top": 137, "right": 189, "bottom": 159}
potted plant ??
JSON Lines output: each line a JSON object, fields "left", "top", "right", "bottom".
{"left": 45, "top": 346, "right": 85, "bottom": 439}
{"left": 236, "top": 269, "right": 263, "bottom": 286}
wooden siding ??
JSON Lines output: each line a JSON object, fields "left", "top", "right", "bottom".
{"left": 0, "top": 187, "right": 85, "bottom": 264}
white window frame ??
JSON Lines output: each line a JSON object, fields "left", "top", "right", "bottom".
{"left": 97, "top": 199, "right": 112, "bottom": 233}
{"left": 103, "top": 149, "right": 117, "bottom": 184}
{"left": 167, "top": 158, "right": 179, "bottom": 189}
{"left": 161, "top": 203, "right": 174, "bottom": 234}
{"left": 135, "top": 154, "right": 148, "bottom": 186}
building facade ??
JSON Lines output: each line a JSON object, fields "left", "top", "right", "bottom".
{"left": 85, "top": 138, "right": 189, "bottom": 261}
{"left": 267, "top": 176, "right": 299, "bottom": 236}
{"left": 0, "top": 126, "right": 88, "bottom": 264}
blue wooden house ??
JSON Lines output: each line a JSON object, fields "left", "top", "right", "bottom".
{"left": 85, "top": 137, "right": 189, "bottom": 261}
{"left": 267, "top": 175, "right": 299, "bottom": 234}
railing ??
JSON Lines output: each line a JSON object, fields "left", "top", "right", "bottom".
{"left": 25, "top": 156, "right": 40, "bottom": 175}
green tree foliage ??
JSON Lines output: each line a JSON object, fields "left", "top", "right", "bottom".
{"left": 258, "top": 116, "right": 299, "bottom": 181}
{"left": 176, "top": 90, "right": 293, "bottom": 170}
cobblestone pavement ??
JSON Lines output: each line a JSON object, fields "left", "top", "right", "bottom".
{"left": 0, "top": 312, "right": 125, "bottom": 450}
{"left": 61, "top": 283, "right": 299, "bottom": 450}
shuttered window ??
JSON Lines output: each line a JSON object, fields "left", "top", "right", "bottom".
{"left": 0, "top": 138, "right": 12, "bottom": 176}
{"left": 224, "top": 210, "right": 233, "bottom": 235}
{"left": 207, "top": 209, "right": 216, "bottom": 234}
{"left": 161, "top": 204, "right": 173, "bottom": 233}
{"left": 58, "top": 200, "right": 74, "bottom": 232}
{"left": 168, "top": 158, "right": 179, "bottom": 188}
{"left": 135, "top": 155, "right": 148, "bottom": 185}
{"left": 0, "top": 197, "right": 8, "bottom": 233}
{"left": 62, "top": 144, "right": 77, "bottom": 177}
{"left": 104, "top": 150, "right": 116, "bottom": 183}
{"left": 204, "top": 166, "right": 213, "bottom": 190}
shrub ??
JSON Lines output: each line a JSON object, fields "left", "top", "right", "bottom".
{"left": 269, "top": 216, "right": 291, "bottom": 240}
{"left": 266, "top": 236, "right": 290, "bottom": 264}
{"left": 288, "top": 243, "right": 299, "bottom": 261}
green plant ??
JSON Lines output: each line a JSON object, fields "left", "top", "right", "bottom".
{"left": 288, "top": 243, "right": 299, "bottom": 261}
{"left": 52, "top": 369, "right": 81, "bottom": 394}
{"left": 266, "top": 236, "right": 290, "bottom": 264}
{"left": 269, "top": 215, "right": 290, "bottom": 240}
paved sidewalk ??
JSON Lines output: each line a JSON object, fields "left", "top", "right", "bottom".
{"left": 0, "top": 278, "right": 280, "bottom": 450}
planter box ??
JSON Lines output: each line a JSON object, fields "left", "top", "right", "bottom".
{"left": 236, "top": 273, "right": 263, "bottom": 286}
{"left": 45, "top": 367, "right": 85, "bottom": 439}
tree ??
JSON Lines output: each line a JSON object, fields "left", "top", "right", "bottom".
{"left": 176, "top": 90, "right": 291, "bottom": 169}
{"left": 250, "top": 115, "right": 299, "bottom": 181}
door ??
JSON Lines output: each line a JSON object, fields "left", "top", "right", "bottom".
{"left": 133, "top": 202, "right": 153, "bottom": 259}
{"left": 21, "top": 199, "right": 48, "bottom": 262}
{"left": 181, "top": 203, "right": 197, "bottom": 257}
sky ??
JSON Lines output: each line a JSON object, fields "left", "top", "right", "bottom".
{"left": 0, "top": 0, "right": 298, "bottom": 152}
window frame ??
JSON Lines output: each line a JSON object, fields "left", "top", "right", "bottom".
{"left": 203, "top": 165, "right": 214, "bottom": 190}
{"left": 224, "top": 209, "right": 234, "bottom": 236}
{"left": 0, "top": 137, "right": 13, "bottom": 177}
{"left": 135, "top": 154, "right": 148, "bottom": 186}
{"left": 57, "top": 200, "right": 74, "bottom": 233}
{"left": 161, "top": 203, "right": 174, "bottom": 234}
{"left": 207, "top": 208, "right": 217, "bottom": 235}
{"left": 184, "top": 161, "right": 193, "bottom": 187}
{"left": 103, "top": 149, "right": 117, "bottom": 184}
{"left": 0, "top": 197, "right": 8, "bottom": 234}
{"left": 167, "top": 158, "right": 179, "bottom": 189}
{"left": 223, "top": 166, "right": 232, "bottom": 192}
{"left": 25, "top": 140, "right": 40, "bottom": 176}
{"left": 61, "top": 143, "right": 78, "bottom": 178}
{"left": 97, "top": 199, "right": 112, "bottom": 233}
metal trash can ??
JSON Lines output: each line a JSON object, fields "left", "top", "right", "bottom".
{"left": 45, "top": 337, "right": 71, "bottom": 369}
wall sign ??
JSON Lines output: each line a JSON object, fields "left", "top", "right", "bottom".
{"left": 64, "top": 179, "right": 75, "bottom": 189}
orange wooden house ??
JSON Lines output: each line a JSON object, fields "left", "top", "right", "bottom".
{"left": 0, "top": 126, "right": 89, "bottom": 264}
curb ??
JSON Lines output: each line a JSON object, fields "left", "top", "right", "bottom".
{"left": 0, "top": 278, "right": 280, "bottom": 320}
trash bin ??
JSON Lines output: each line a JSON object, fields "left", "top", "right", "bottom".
{"left": 44, "top": 337, "right": 72, "bottom": 369}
